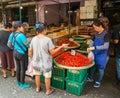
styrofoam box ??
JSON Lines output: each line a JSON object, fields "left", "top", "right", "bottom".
{"left": 86, "top": 6, "right": 97, "bottom": 13}
{"left": 80, "top": 12, "right": 87, "bottom": 19}
{"left": 85, "top": 0, "right": 97, "bottom": 6}
{"left": 86, "top": 12, "right": 97, "bottom": 19}
{"left": 80, "top": 7, "right": 86, "bottom": 13}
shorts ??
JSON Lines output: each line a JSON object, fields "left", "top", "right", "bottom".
{"left": 33, "top": 69, "right": 52, "bottom": 78}
{"left": 0, "top": 51, "right": 15, "bottom": 69}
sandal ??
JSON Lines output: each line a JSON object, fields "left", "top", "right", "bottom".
{"left": 36, "top": 87, "right": 42, "bottom": 93}
{"left": 46, "top": 89, "right": 54, "bottom": 95}
{"left": 11, "top": 73, "right": 15, "bottom": 77}
{"left": 2, "top": 75, "right": 7, "bottom": 79}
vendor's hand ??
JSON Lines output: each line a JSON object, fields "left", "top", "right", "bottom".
{"left": 87, "top": 48, "right": 91, "bottom": 53}
{"left": 86, "top": 39, "right": 93, "bottom": 45}
{"left": 89, "top": 46, "right": 95, "bottom": 50}
{"left": 87, "top": 47, "right": 95, "bottom": 53}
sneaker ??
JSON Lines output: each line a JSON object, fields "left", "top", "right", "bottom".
{"left": 87, "top": 77, "right": 94, "bottom": 82}
{"left": 20, "top": 83, "right": 30, "bottom": 88}
{"left": 16, "top": 81, "right": 21, "bottom": 86}
{"left": 94, "top": 82, "right": 101, "bottom": 88}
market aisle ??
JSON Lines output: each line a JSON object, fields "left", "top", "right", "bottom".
{"left": 0, "top": 57, "right": 120, "bottom": 98}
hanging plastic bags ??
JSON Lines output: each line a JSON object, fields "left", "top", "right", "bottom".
{"left": 88, "top": 51, "right": 94, "bottom": 61}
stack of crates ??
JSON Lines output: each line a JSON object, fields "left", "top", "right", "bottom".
{"left": 51, "top": 64, "right": 67, "bottom": 90}
{"left": 66, "top": 69, "right": 88, "bottom": 96}
{"left": 40, "top": 75, "right": 45, "bottom": 83}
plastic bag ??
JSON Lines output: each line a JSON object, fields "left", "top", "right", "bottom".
{"left": 28, "top": 60, "right": 34, "bottom": 77}
{"left": 7, "top": 40, "right": 14, "bottom": 50}
{"left": 88, "top": 51, "right": 94, "bottom": 61}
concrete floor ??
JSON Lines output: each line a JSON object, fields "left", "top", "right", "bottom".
{"left": 0, "top": 57, "right": 120, "bottom": 98}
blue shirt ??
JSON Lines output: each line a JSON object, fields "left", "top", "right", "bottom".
{"left": 8, "top": 32, "right": 27, "bottom": 54}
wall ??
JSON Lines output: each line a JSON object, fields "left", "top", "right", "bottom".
{"left": 37, "top": 0, "right": 84, "bottom": 26}
{"left": 45, "top": 4, "right": 60, "bottom": 26}
{"left": 39, "top": 0, "right": 84, "bottom": 6}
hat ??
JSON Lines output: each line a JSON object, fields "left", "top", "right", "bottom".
{"left": 13, "top": 21, "right": 23, "bottom": 29}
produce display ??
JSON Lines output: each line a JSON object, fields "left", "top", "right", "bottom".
{"left": 79, "top": 35, "right": 91, "bottom": 39}
{"left": 72, "top": 35, "right": 85, "bottom": 43}
{"left": 55, "top": 51, "right": 92, "bottom": 68}
{"left": 79, "top": 43, "right": 88, "bottom": 51}
{"left": 56, "top": 39, "right": 80, "bottom": 48}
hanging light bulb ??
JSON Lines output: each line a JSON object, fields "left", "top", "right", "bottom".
{"left": 45, "top": 10, "right": 48, "bottom": 14}
{"left": 35, "top": 8, "right": 37, "bottom": 12}
{"left": 20, "top": 6, "right": 23, "bottom": 9}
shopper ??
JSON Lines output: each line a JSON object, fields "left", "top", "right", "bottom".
{"left": 87, "top": 19, "right": 110, "bottom": 88}
{"left": 0, "top": 23, "right": 15, "bottom": 78}
{"left": 8, "top": 21, "right": 30, "bottom": 88}
{"left": 28, "top": 22, "right": 67, "bottom": 95}
{"left": 22, "top": 22, "right": 29, "bottom": 35}
{"left": 111, "top": 23, "right": 120, "bottom": 86}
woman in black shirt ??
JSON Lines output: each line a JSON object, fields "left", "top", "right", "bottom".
{"left": 0, "top": 23, "right": 15, "bottom": 78}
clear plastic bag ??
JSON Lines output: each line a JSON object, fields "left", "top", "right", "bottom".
{"left": 88, "top": 51, "right": 94, "bottom": 61}
{"left": 28, "top": 60, "right": 34, "bottom": 77}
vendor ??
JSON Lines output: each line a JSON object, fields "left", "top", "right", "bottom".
{"left": 87, "top": 19, "right": 110, "bottom": 88}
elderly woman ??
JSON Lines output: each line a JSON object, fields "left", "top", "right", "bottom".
{"left": 87, "top": 19, "right": 110, "bottom": 88}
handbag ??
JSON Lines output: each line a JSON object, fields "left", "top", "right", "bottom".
{"left": 13, "top": 33, "right": 28, "bottom": 70}
{"left": 7, "top": 33, "right": 18, "bottom": 50}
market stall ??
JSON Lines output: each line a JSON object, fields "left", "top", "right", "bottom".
{"left": 34, "top": 36, "right": 94, "bottom": 96}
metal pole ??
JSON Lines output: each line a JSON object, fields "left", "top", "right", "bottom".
{"left": 68, "top": 0, "right": 71, "bottom": 38}
{"left": 1, "top": 0, "right": 3, "bottom": 20}
{"left": 18, "top": 0, "right": 22, "bottom": 22}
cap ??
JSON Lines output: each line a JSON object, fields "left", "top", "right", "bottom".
{"left": 13, "top": 21, "right": 23, "bottom": 29}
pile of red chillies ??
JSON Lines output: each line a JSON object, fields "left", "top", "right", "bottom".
{"left": 56, "top": 39, "right": 78, "bottom": 47}
{"left": 56, "top": 51, "right": 92, "bottom": 67}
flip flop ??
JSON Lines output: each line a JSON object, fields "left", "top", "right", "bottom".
{"left": 2, "top": 75, "right": 7, "bottom": 79}
{"left": 36, "top": 87, "right": 42, "bottom": 93}
{"left": 11, "top": 74, "right": 16, "bottom": 77}
{"left": 46, "top": 89, "right": 54, "bottom": 95}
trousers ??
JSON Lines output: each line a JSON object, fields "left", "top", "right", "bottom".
{"left": 13, "top": 51, "right": 28, "bottom": 83}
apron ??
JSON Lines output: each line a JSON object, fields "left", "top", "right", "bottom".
{"left": 93, "top": 30, "right": 108, "bottom": 69}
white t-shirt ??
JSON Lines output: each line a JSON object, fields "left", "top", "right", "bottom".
{"left": 30, "top": 36, "right": 55, "bottom": 72}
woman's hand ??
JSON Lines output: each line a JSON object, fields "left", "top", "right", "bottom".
{"left": 87, "top": 47, "right": 95, "bottom": 53}
{"left": 28, "top": 48, "right": 33, "bottom": 58}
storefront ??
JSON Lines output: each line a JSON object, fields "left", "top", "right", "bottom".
{"left": 0, "top": 0, "right": 120, "bottom": 97}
